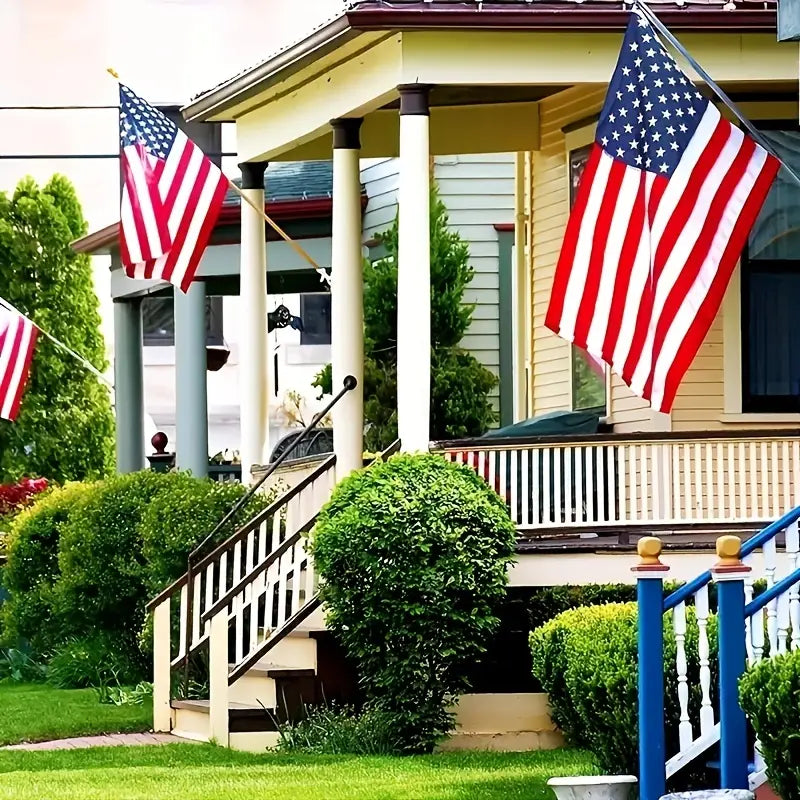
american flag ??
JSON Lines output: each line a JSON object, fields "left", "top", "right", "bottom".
{"left": 118, "top": 84, "right": 228, "bottom": 292}
{"left": 0, "top": 306, "right": 38, "bottom": 422}
{"left": 545, "top": 12, "right": 779, "bottom": 413}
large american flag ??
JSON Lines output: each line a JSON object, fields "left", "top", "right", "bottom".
{"left": 545, "top": 12, "right": 780, "bottom": 413}
{"left": 0, "top": 306, "right": 37, "bottom": 422}
{"left": 118, "top": 84, "right": 228, "bottom": 292}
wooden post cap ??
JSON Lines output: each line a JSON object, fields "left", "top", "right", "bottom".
{"left": 714, "top": 535, "right": 745, "bottom": 570}
{"left": 637, "top": 536, "right": 663, "bottom": 566}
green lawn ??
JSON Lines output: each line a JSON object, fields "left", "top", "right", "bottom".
{"left": 0, "top": 684, "right": 152, "bottom": 746}
{"left": 0, "top": 745, "right": 596, "bottom": 800}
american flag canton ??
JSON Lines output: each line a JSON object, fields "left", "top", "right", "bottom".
{"left": 596, "top": 13, "right": 707, "bottom": 178}
{"left": 119, "top": 85, "right": 178, "bottom": 160}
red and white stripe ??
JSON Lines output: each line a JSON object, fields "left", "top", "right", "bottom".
{"left": 120, "top": 128, "right": 228, "bottom": 293}
{"left": 0, "top": 306, "right": 38, "bottom": 422}
{"left": 546, "top": 103, "right": 779, "bottom": 413}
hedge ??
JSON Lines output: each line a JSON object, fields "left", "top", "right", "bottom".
{"left": 0, "top": 471, "right": 273, "bottom": 685}
{"left": 740, "top": 650, "right": 800, "bottom": 800}
{"left": 531, "top": 602, "right": 718, "bottom": 787}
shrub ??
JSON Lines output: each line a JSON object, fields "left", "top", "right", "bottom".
{"left": 531, "top": 602, "right": 718, "bottom": 781}
{"left": 47, "top": 632, "right": 144, "bottom": 689}
{"left": 310, "top": 453, "right": 516, "bottom": 753}
{"left": 273, "top": 704, "right": 403, "bottom": 755}
{"left": 0, "top": 482, "right": 92, "bottom": 651}
{"left": 140, "top": 472, "right": 274, "bottom": 593}
{"left": 740, "top": 650, "right": 800, "bottom": 800}
{"left": 0, "top": 647, "right": 47, "bottom": 684}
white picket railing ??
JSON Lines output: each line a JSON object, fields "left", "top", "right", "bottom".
{"left": 660, "top": 512, "right": 800, "bottom": 788}
{"left": 436, "top": 432, "right": 800, "bottom": 534}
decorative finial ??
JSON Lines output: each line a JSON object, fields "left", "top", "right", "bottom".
{"left": 715, "top": 535, "right": 743, "bottom": 568}
{"left": 637, "top": 536, "right": 663, "bottom": 567}
{"left": 151, "top": 431, "right": 169, "bottom": 455}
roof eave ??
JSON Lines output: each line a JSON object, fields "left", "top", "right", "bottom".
{"left": 182, "top": 14, "right": 357, "bottom": 123}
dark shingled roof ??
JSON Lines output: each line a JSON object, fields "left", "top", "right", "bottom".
{"left": 224, "top": 160, "right": 342, "bottom": 205}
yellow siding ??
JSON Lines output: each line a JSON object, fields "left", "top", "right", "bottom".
{"left": 527, "top": 85, "right": 653, "bottom": 429}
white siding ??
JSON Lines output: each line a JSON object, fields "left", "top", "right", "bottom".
{"left": 360, "top": 154, "right": 512, "bottom": 414}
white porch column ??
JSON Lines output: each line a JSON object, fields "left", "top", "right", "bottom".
{"left": 330, "top": 118, "right": 365, "bottom": 477}
{"left": 239, "top": 161, "right": 270, "bottom": 482}
{"left": 397, "top": 85, "right": 432, "bottom": 452}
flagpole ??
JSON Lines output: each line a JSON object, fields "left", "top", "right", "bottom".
{"left": 225, "top": 179, "right": 331, "bottom": 286}
{"left": 107, "top": 68, "right": 331, "bottom": 286}
{"left": 633, "top": 0, "right": 800, "bottom": 189}
{"left": 0, "top": 297, "right": 114, "bottom": 390}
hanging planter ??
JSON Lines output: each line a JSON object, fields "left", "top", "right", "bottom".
{"left": 206, "top": 345, "right": 230, "bottom": 372}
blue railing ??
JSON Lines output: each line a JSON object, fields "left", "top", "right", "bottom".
{"left": 637, "top": 505, "right": 800, "bottom": 799}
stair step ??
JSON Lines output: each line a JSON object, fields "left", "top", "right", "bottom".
{"left": 247, "top": 663, "right": 315, "bottom": 679}
{"left": 171, "top": 699, "right": 278, "bottom": 733}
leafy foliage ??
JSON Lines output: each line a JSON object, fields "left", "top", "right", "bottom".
{"left": 740, "top": 650, "right": 800, "bottom": 800}
{"left": 310, "top": 454, "right": 516, "bottom": 753}
{"left": 1, "top": 470, "right": 272, "bottom": 686}
{"left": 313, "top": 185, "right": 497, "bottom": 451}
{"left": 530, "top": 602, "right": 718, "bottom": 786}
{"left": 0, "top": 175, "right": 114, "bottom": 482}
{"left": 273, "top": 704, "right": 403, "bottom": 755}
{"left": 0, "top": 647, "right": 48, "bottom": 684}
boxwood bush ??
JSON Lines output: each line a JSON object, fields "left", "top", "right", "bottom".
{"left": 1, "top": 470, "right": 273, "bottom": 686}
{"left": 310, "top": 453, "right": 516, "bottom": 753}
{"left": 531, "top": 602, "right": 718, "bottom": 784}
{"left": 740, "top": 650, "right": 800, "bottom": 800}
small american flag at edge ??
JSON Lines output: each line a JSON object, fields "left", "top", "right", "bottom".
{"left": 0, "top": 306, "right": 38, "bottom": 422}
{"left": 545, "top": 11, "right": 780, "bottom": 413}
{"left": 118, "top": 84, "right": 228, "bottom": 293}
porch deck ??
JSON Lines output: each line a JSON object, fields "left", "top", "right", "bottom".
{"left": 433, "top": 429, "right": 800, "bottom": 550}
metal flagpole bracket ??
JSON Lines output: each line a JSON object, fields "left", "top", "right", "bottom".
{"left": 633, "top": 0, "right": 800, "bottom": 189}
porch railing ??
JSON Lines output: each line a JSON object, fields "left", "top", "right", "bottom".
{"left": 433, "top": 429, "right": 800, "bottom": 535}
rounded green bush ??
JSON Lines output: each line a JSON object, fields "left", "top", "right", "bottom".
{"left": 310, "top": 453, "right": 516, "bottom": 753}
{"left": 0, "top": 482, "right": 93, "bottom": 651}
{"left": 531, "top": 602, "right": 718, "bottom": 783}
{"left": 740, "top": 650, "right": 800, "bottom": 800}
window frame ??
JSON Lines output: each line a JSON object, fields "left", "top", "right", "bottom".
{"left": 142, "top": 295, "right": 224, "bottom": 348}
{"left": 299, "top": 292, "right": 332, "bottom": 347}
{"left": 739, "top": 120, "right": 800, "bottom": 414}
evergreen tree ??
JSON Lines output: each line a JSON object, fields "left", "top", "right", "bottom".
{"left": 314, "top": 185, "right": 497, "bottom": 451}
{"left": 0, "top": 175, "right": 115, "bottom": 481}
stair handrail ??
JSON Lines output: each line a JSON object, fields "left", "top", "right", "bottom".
{"left": 181, "top": 376, "right": 356, "bottom": 690}
{"left": 664, "top": 504, "right": 800, "bottom": 612}
{"left": 207, "top": 438, "right": 402, "bottom": 684}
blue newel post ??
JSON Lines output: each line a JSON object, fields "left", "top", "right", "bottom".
{"left": 713, "top": 535, "right": 751, "bottom": 791}
{"left": 634, "top": 537, "right": 668, "bottom": 800}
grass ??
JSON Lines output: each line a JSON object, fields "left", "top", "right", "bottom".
{"left": 0, "top": 745, "right": 596, "bottom": 800}
{"left": 0, "top": 683, "right": 152, "bottom": 746}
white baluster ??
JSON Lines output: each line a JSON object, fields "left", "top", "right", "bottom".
{"left": 673, "top": 602, "right": 693, "bottom": 749}
{"left": 682, "top": 442, "right": 691, "bottom": 523}
{"left": 563, "top": 447, "right": 574, "bottom": 525}
{"left": 765, "top": 537, "right": 778, "bottom": 656}
{"left": 771, "top": 441, "right": 780, "bottom": 519}
{"left": 499, "top": 448, "right": 508, "bottom": 508}
{"left": 640, "top": 444, "right": 649, "bottom": 521}
{"left": 760, "top": 442, "right": 769, "bottom": 520}
{"left": 744, "top": 568, "right": 755, "bottom": 665}
{"left": 782, "top": 441, "right": 791, "bottom": 514}
{"left": 291, "top": 541, "right": 304, "bottom": 616}
{"left": 705, "top": 443, "right": 713, "bottom": 522}
{"left": 629, "top": 446, "right": 638, "bottom": 522}
{"left": 793, "top": 441, "right": 800, "bottom": 507}
{"left": 542, "top": 448, "right": 552, "bottom": 524}
{"left": 257, "top": 518, "right": 268, "bottom": 565}
{"left": 553, "top": 448, "right": 562, "bottom": 525}
{"left": 727, "top": 443, "right": 736, "bottom": 522}
{"left": 191, "top": 572, "right": 202, "bottom": 648}
{"left": 203, "top": 563, "right": 214, "bottom": 638}
{"left": 787, "top": 522, "right": 800, "bottom": 651}
{"left": 510, "top": 448, "right": 519, "bottom": 526}
{"left": 573, "top": 447, "right": 583, "bottom": 524}
{"left": 777, "top": 592, "right": 790, "bottom": 655}
{"left": 531, "top": 448, "right": 541, "bottom": 526}
{"left": 618, "top": 445, "right": 627, "bottom": 523}
{"left": 738, "top": 442, "right": 747, "bottom": 520}
{"left": 520, "top": 449, "right": 530, "bottom": 528}
{"left": 233, "top": 540, "right": 243, "bottom": 663}
{"left": 607, "top": 445, "right": 617, "bottom": 524}
{"left": 716, "top": 442, "right": 725, "bottom": 522}
{"left": 749, "top": 443, "right": 758, "bottom": 519}
{"left": 671, "top": 443, "right": 681, "bottom": 522}
{"left": 595, "top": 446, "right": 605, "bottom": 523}
{"left": 177, "top": 583, "right": 188, "bottom": 660}
{"left": 695, "top": 585, "right": 714, "bottom": 735}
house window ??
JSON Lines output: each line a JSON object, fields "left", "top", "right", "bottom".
{"left": 299, "top": 293, "right": 331, "bottom": 346}
{"left": 142, "top": 296, "right": 224, "bottom": 347}
{"left": 568, "top": 143, "right": 607, "bottom": 414}
{"left": 741, "top": 128, "right": 800, "bottom": 413}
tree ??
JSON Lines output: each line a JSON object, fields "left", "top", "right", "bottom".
{"left": 0, "top": 176, "right": 114, "bottom": 481}
{"left": 314, "top": 185, "right": 497, "bottom": 450}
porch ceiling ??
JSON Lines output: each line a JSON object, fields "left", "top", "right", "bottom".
{"left": 225, "top": 27, "right": 798, "bottom": 163}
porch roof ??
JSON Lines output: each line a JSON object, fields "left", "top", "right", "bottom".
{"left": 72, "top": 160, "right": 364, "bottom": 257}
{"left": 183, "top": 0, "right": 779, "bottom": 125}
